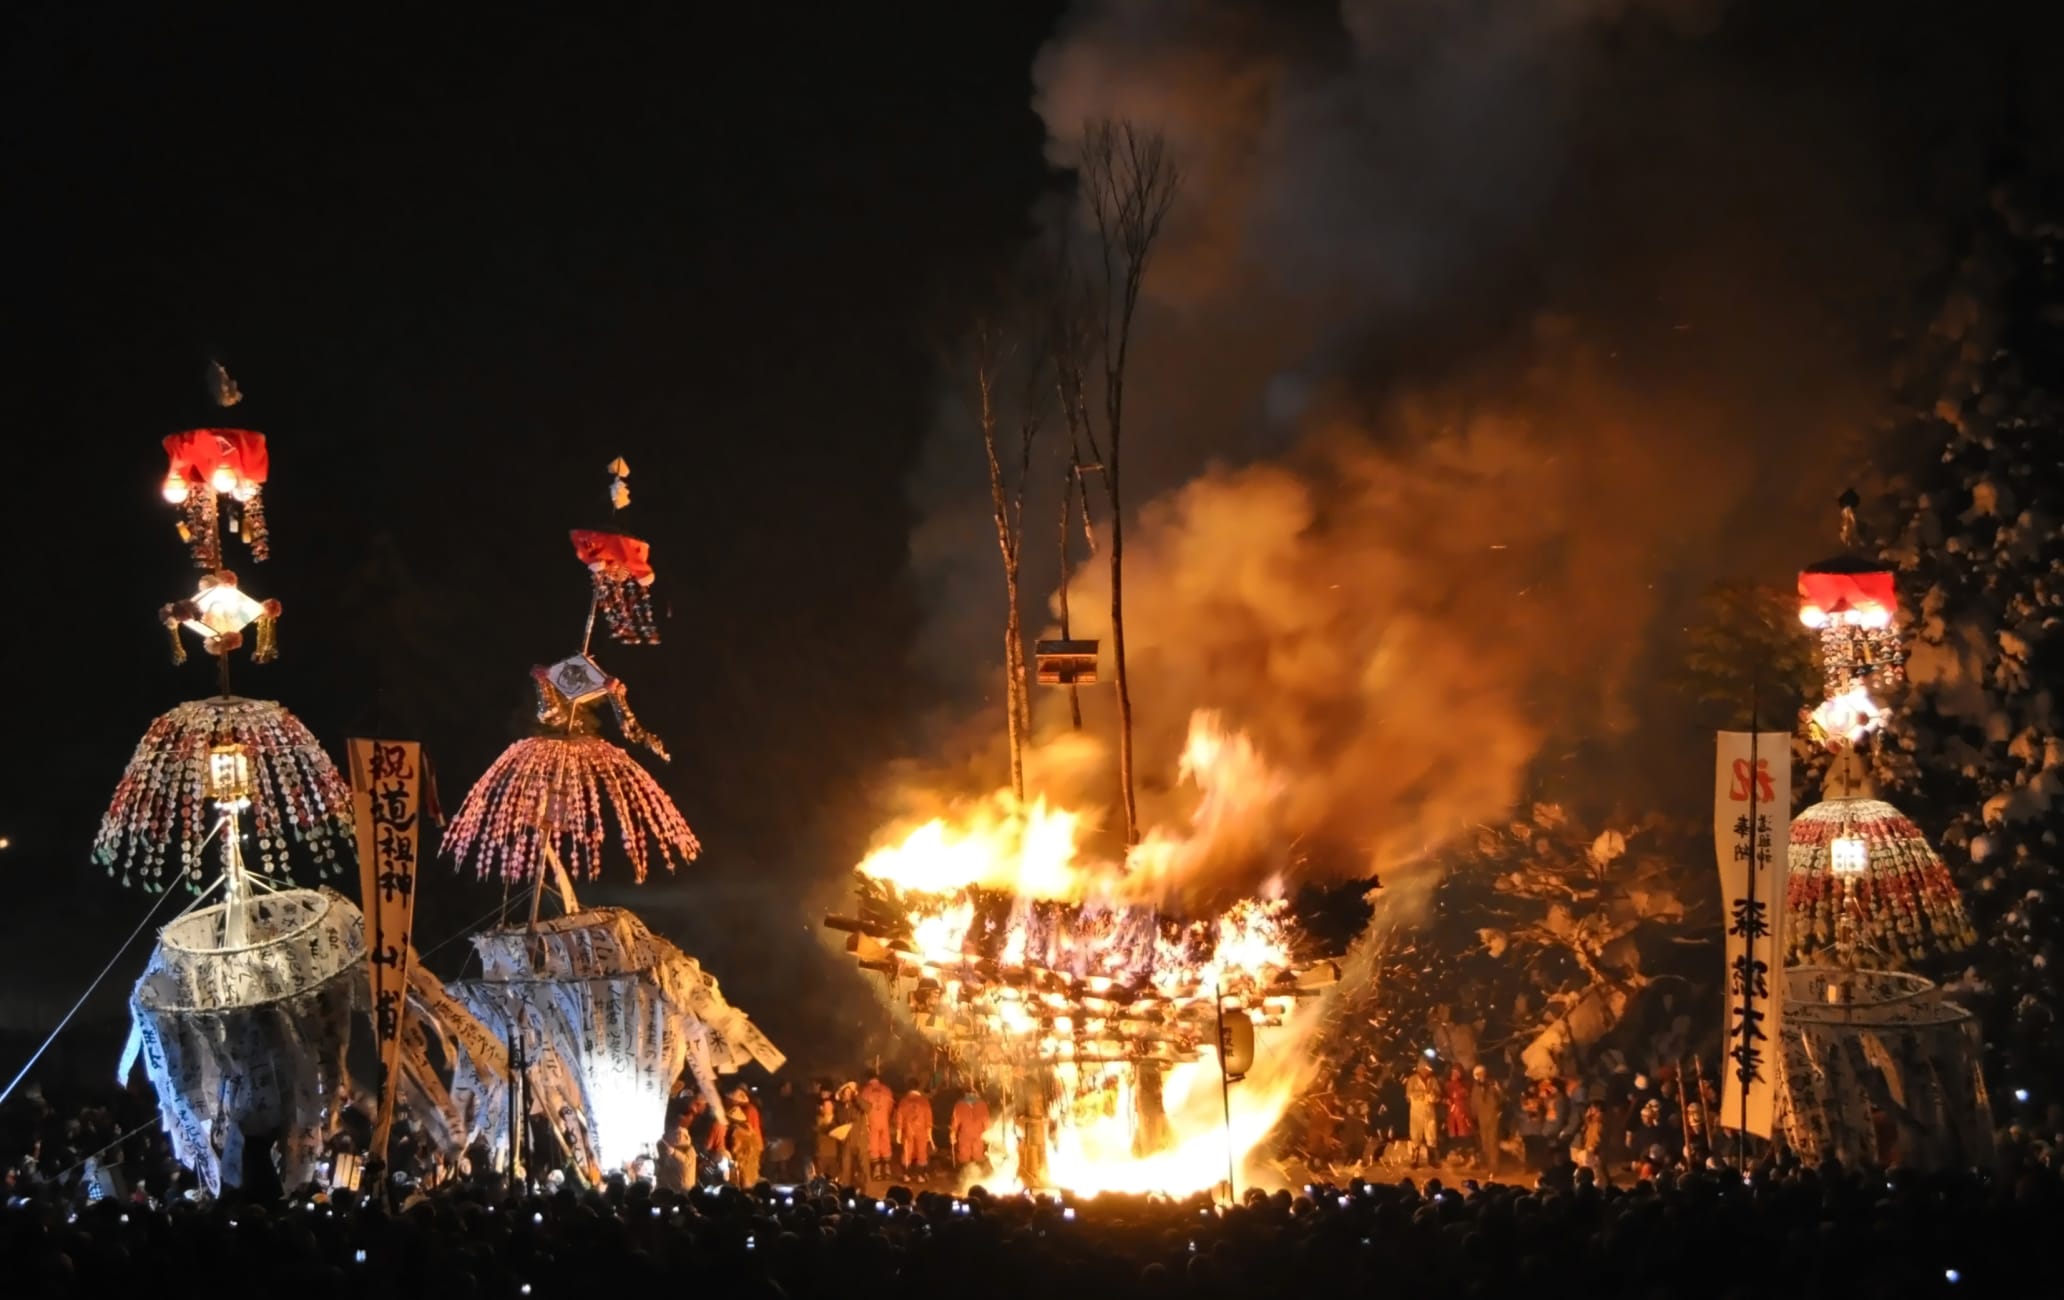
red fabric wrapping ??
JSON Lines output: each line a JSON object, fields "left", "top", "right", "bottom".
{"left": 570, "top": 529, "right": 655, "bottom": 584}
{"left": 163, "top": 428, "right": 270, "bottom": 487}
{"left": 1798, "top": 566, "right": 1896, "bottom": 621}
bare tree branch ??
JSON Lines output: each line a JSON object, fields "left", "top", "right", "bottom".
{"left": 1074, "top": 117, "right": 1181, "bottom": 847}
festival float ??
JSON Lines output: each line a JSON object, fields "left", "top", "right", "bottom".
{"left": 105, "top": 370, "right": 500, "bottom": 1194}
{"left": 826, "top": 711, "right": 1338, "bottom": 1197}
{"left": 1770, "top": 500, "right": 1990, "bottom": 1168}
{"left": 441, "top": 459, "right": 782, "bottom": 1180}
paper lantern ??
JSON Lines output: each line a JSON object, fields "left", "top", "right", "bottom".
{"left": 159, "top": 570, "right": 282, "bottom": 665}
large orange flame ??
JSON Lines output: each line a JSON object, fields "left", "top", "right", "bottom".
{"left": 851, "top": 710, "right": 1326, "bottom": 1196}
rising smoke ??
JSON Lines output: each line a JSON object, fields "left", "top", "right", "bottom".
{"left": 896, "top": 1, "right": 2020, "bottom": 905}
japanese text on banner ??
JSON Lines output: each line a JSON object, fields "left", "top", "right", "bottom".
{"left": 1713, "top": 731, "right": 1790, "bottom": 1139}
{"left": 350, "top": 737, "right": 423, "bottom": 1161}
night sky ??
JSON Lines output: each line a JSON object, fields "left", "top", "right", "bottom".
{"left": 3, "top": 3, "right": 1063, "bottom": 1067}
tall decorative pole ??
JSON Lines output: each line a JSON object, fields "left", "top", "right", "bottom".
{"left": 1785, "top": 494, "right": 1973, "bottom": 969}
{"left": 441, "top": 459, "right": 780, "bottom": 1178}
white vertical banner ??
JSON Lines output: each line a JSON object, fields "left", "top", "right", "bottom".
{"left": 1714, "top": 731, "right": 1791, "bottom": 1139}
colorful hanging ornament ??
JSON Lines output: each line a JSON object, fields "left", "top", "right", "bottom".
{"left": 571, "top": 530, "right": 659, "bottom": 645}
{"left": 93, "top": 697, "right": 352, "bottom": 891}
{"left": 1786, "top": 491, "right": 1972, "bottom": 971}
{"left": 159, "top": 570, "right": 281, "bottom": 664}
{"left": 1798, "top": 557, "right": 1902, "bottom": 747}
{"left": 162, "top": 427, "right": 271, "bottom": 568}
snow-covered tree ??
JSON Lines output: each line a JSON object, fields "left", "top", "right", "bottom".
{"left": 1877, "top": 180, "right": 2064, "bottom": 1096}
{"left": 1314, "top": 804, "right": 1714, "bottom": 1086}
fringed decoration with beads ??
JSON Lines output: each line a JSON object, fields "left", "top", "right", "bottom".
{"left": 253, "top": 608, "right": 279, "bottom": 663}
{"left": 182, "top": 492, "right": 222, "bottom": 569}
{"left": 241, "top": 488, "right": 270, "bottom": 561}
{"left": 591, "top": 568, "right": 660, "bottom": 645}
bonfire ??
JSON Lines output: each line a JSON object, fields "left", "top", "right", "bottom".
{"left": 826, "top": 713, "right": 1338, "bottom": 1196}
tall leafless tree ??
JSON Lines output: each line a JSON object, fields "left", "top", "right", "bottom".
{"left": 972, "top": 315, "right": 1040, "bottom": 801}
{"left": 1073, "top": 119, "right": 1180, "bottom": 847}
{"left": 1048, "top": 226, "right": 1102, "bottom": 734}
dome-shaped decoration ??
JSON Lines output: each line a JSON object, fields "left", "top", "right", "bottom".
{"left": 1786, "top": 796, "right": 1975, "bottom": 968}
{"left": 443, "top": 735, "right": 700, "bottom": 884}
{"left": 93, "top": 696, "right": 352, "bottom": 890}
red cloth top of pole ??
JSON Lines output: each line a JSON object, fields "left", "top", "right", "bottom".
{"left": 163, "top": 428, "right": 270, "bottom": 487}
{"left": 1798, "top": 555, "right": 1896, "bottom": 624}
{"left": 570, "top": 529, "right": 655, "bottom": 585}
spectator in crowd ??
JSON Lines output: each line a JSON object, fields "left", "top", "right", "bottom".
{"left": 726, "top": 1105, "right": 763, "bottom": 1187}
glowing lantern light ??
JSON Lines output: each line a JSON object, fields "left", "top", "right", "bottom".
{"left": 161, "top": 426, "right": 271, "bottom": 568}
{"left": 1828, "top": 830, "right": 1867, "bottom": 877}
{"left": 1797, "top": 557, "right": 1897, "bottom": 629}
{"left": 207, "top": 742, "right": 254, "bottom": 808}
{"left": 159, "top": 570, "right": 282, "bottom": 664}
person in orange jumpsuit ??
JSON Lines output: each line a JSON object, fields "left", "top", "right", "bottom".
{"left": 949, "top": 1085, "right": 991, "bottom": 1173}
{"left": 1444, "top": 1063, "right": 1476, "bottom": 1157}
{"left": 859, "top": 1073, "right": 896, "bottom": 1181}
{"left": 896, "top": 1084, "right": 934, "bottom": 1182}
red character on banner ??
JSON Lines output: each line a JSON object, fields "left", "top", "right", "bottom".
{"left": 1728, "top": 758, "right": 1776, "bottom": 804}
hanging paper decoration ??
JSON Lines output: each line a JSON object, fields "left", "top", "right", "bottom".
{"left": 448, "top": 907, "right": 782, "bottom": 1172}
{"left": 572, "top": 529, "right": 659, "bottom": 645}
{"left": 118, "top": 887, "right": 507, "bottom": 1195}
{"left": 1785, "top": 795, "right": 1975, "bottom": 968}
{"left": 606, "top": 456, "right": 631, "bottom": 510}
{"left": 158, "top": 570, "right": 281, "bottom": 664}
{"left": 120, "top": 887, "right": 363, "bottom": 1195}
{"left": 1772, "top": 967, "right": 1993, "bottom": 1170}
{"left": 207, "top": 360, "right": 243, "bottom": 408}
{"left": 443, "top": 736, "right": 700, "bottom": 884}
{"left": 94, "top": 697, "right": 352, "bottom": 890}
{"left": 162, "top": 428, "right": 271, "bottom": 569}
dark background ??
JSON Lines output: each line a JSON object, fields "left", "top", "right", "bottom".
{"left": 1, "top": 2, "right": 1064, "bottom": 1075}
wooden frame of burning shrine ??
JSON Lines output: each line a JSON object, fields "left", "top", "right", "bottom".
{"left": 824, "top": 875, "right": 1337, "bottom": 1189}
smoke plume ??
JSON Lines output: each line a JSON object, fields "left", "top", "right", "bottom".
{"left": 893, "top": 1, "right": 2018, "bottom": 905}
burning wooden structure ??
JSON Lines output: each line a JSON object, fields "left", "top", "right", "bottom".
{"left": 824, "top": 871, "right": 1337, "bottom": 1190}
